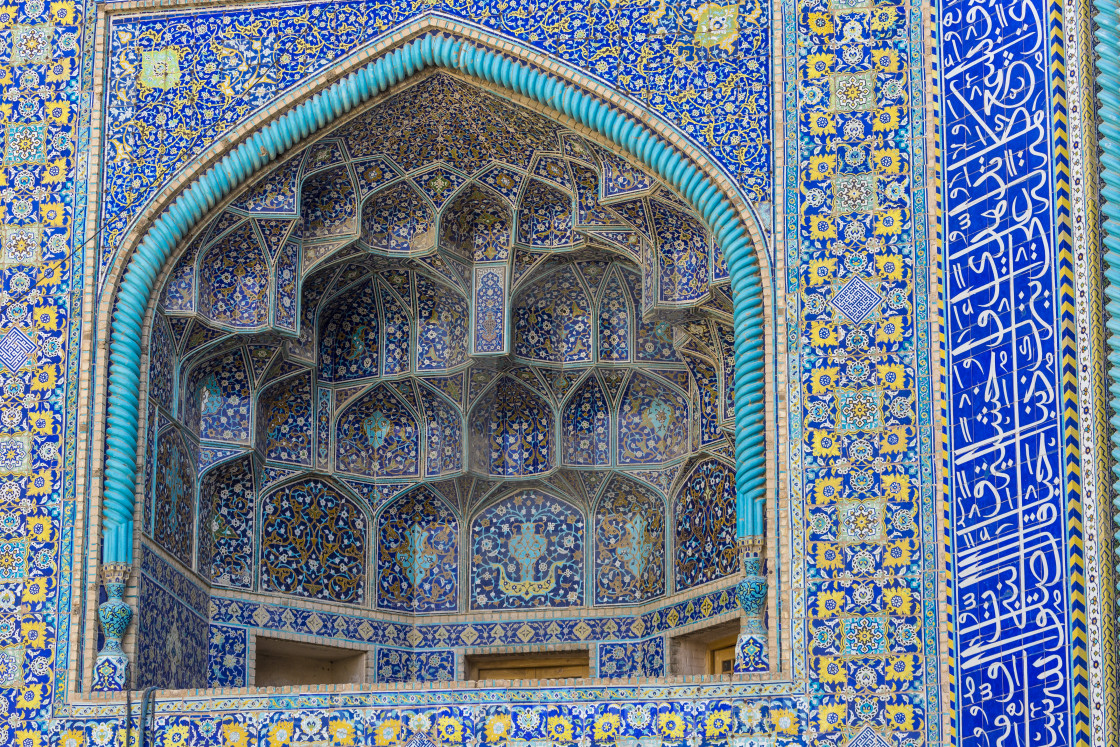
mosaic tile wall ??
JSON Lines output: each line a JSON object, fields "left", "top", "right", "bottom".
{"left": 0, "top": 0, "right": 1102, "bottom": 743}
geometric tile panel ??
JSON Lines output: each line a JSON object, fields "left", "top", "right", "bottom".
{"left": 376, "top": 487, "right": 458, "bottom": 614}
{"left": 470, "top": 490, "right": 584, "bottom": 610}
{"left": 0, "top": 327, "right": 36, "bottom": 373}
{"left": 260, "top": 479, "right": 367, "bottom": 604}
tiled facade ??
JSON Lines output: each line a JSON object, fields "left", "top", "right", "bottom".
{"left": 0, "top": 0, "right": 1107, "bottom": 745}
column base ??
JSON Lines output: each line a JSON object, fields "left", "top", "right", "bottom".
{"left": 734, "top": 633, "right": 768, "bottom": 673}
{"left": 92, "top": 654, "right": 130, "bottom": 692}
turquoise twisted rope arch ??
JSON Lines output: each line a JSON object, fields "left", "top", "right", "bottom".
{"left": 101, "top": 31, "right": 768, "bottom": 563}
{"left": 1096, "top": 9, "right": 1120, "bottom": 586}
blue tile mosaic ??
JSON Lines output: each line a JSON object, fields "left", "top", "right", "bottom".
{"left": 376, "top": 487, "right": 458, "bottom": 614}
{"left": 470, "top": 490, "right": 584, "bottom": 610}
{"left": 136, "top": 549, "right": 209, "bottom": 690}
{"left": 260, "top": 478, "right": 367, "bottom": 604}
{"left": 375, "top": 646, "right": 455, "bottom": 684}
{"left": 4, "top": 0, "right": 1100, "bottom": 741}
{"left": 207, "top": 624, "right": 247, "bottom": 688}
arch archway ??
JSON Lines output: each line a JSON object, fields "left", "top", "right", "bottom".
{"left": 85, "top": 28, "right": 779, "bottom": 692}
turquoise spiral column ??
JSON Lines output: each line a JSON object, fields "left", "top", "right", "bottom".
{"left": 734, "top": 537, "right": 768, "bottom": 673}
{"left": 92, "top": 562, "right": 133, "bottom": 691}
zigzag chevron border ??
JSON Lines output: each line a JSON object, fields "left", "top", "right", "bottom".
{"left": 1048, "top": 0, "right": 1094, "bottom": 742}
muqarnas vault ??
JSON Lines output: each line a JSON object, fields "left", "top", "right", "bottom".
{"left": 125, "top": 70, "right": 766, "bottom": 693}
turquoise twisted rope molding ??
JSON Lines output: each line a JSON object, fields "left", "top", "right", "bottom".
{"left": 101, "top": 31, "right": 768, "bottom": 563}
{"left": 1097, "top": 9, "right": 1120, "bottom": 587}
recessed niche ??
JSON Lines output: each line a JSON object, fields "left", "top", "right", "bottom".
{"left": 465, "top": 649, "right": 590, "bottom": 681}
{"left": 254, "top": 636, "right": 367, "bottom": 687}
{"left": 668, "top": 620, "right": 740, "bottom": 676}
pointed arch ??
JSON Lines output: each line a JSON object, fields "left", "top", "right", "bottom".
{"left": 196, "top": 454, "right": 256, "bottom": 590}
{"left": 517, "top": 178, "right": 575, "bottom": 247}
{"left": 617, "top": 372, "right": 689, "bottom": 466}
{"left": 468, "top": 376, "right": 554, "bottom": 477}
{"left": 513, "top": 264, "right": 593, "bottom": 364}
{"left": 416, "top": 383, "right": 463, "bottom": 476}
{"left": 415, "top": 273, "right": 470, "bottom": 371}
{"left": 597, "top": 268, "right": 632, "bottom": 363}
{"left": 335, "top": 383, "right": 421, "bottom": 478}
{"left": 181, "top": 347, "right": 252, "bottom": 443}
{"left": 361, "top": 180, "right": 436, "bottom": 254}
{"left": 255, "top": 372, "right": 313, "bottom": 466}
{"left": 151, "top": 425, "right": 196, "bottom": 569}
{"left": 318, "top": 276, "right": 380, "bottom": 383}
{"left": 469, "top": 488, "right": 584, "bottom": 610}
{"left": 301, "top": 165, "right": 359, "bottom": 243}
{"left": 375, "top": 485, "right": 459, "bottom": 613}
{"left": 197, "top": 221, "right": 271, "bottom": 330}
{"left": 259, "top": 476, "right": 368, "bottom": 604}
{"left": 440, "top": 183, "right": 512, "bottom": 262}
{"left": 562, "top": 374, "right": 611, "bottom": 467}
{"left": 593, "top": 474, "right": 666, "bottom": 605}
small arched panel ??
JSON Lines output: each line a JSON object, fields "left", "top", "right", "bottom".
{"left": 470, "top": 490, "right": 584, "bottom": 610}
{"left": 256, "top": 373, "right": 313, "bottom": 466}
{"left": 562, "top": 374, "right": 611, "bottom": 467}
{"left": 376, "top": 486, "right": 459, "bottom": 613}
{"left": 159, "top": 235, "right": 203, "bottom": 313}
{"left": 197, "top": 455, "right": 255, "bottom": 590}
{"left": 441, "top": 186, "right": 512, "bottom": 262}
{"left": 182, "top": 349, "right": 252, "bottom": 443}
{"left": 418, "top": 385, "right": 463, "bottom": 477}
{"left": 513, "top": 265, "right": 592, "bottom": 364}
{"left": 361, "top": 181, "right": 436, "bottom": 254}
{"left": 318, "top": 277, "right": 380, "bottom": 383}
{"left": 148, "top": 313, "right": 176, "bottom": 408}
{"left": 197, "top": 222, "right": 271, "bottom": 329}
{"left": 379, "top": 281, "right": 412, "bottom": 377}
{"left": 260, "top": 478, "right": 367, "bottom": 604}
{"left": 674, "top": 458, "right": 738, "bottom": 592}
{"left": 617, "top": 372, "right": 689, "bottom": 465}
{"left": 647, "top": 200, "right": 710, "bottom": 306}
{"left": 152, "top": 425, "right": 196, "bottom": 569}
{"left": 619, "top": 269, "right": 679, "bottom": 363}
{"left": 272, "top": 239, "right": 300, "bottom": 332}
{"left": 517, "top": 179, "right": 574, "bottom": 247}
{"left": 469, "top": 377, "right": 554, "bottom": 477}
{"left": 594, "top": 475, "right": 665, "bottom": 605}
{"left": 301, "top": 165, "right": 358, "bottom": 242}
{"left": 683, "top": 354, "right": 725, "bottom": 447}
{"left": 597, "top": 270, "right": 632, "bottom": 363}
{"left": 416, "top": 275, "right": 469, "bottom": 371}
{"left": 335, "top": 384, "right": 420, "bottom": 478}
{"left": 289, "top": 263, "right": 342, "bottom": 362}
